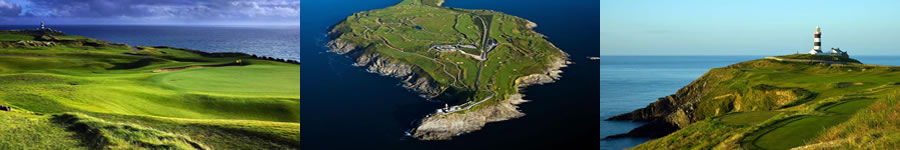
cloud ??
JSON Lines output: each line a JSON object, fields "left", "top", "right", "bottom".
{"left": 0, "top": 0, "right": 21, "bottom": 16}
{"left": 16, "top": 0, "right": 298, "bottom": 24}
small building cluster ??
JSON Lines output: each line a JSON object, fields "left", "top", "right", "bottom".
{"left": 33, "top": 21, "right": 64, "bottom": 34}
{"left": 807, "top": 26, "right": 849, "bottom": 57}
{"left": 38, "top": 21, "right": 55, "bottom": 31}
{"left": 436, "top": 103, "right": 462, "bottom": 114}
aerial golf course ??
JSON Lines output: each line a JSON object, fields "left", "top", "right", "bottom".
{"left": 331, "top": 0, "right": 566, "bottom": 106}
{"left": 327, "top": 0, "right": 568, "bottom": 140}
{"left": 0, "top": 30, "right": 299, "bottom": 149}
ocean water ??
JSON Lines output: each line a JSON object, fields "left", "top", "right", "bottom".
{"left": 0, "top": 25, "right": 300, "bottom": 60}
{"left": 300, "top": 0, "right": 599, "bottom": 149}
{"left": 598, "top": 55, "right": 900, "bottom": 149}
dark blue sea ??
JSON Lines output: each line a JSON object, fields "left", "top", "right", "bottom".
{"left": 300, "top": 0, "right": 600, "bottom": 149}
{"left": 598, "top": 55, "right": 900, "bottom": 149}
{"left": 0, "top": 25, "right": 300, "bottom": 60}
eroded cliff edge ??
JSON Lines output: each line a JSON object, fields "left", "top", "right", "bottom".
{"left": 327, "top": 37, "right": 444, "bottom": 98}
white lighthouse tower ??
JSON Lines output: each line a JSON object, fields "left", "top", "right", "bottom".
{"left": 808, "top": 26, "right": 822, "bottom": 54}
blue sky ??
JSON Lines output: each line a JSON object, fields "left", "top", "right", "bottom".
{"left": 0, "top": 0, "right": 299, "bottom": 25}
{"left": 600, "top": 0, "right": 900, "bottom": 56}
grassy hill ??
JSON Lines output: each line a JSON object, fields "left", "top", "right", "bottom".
{"left": 0, "top": 30, "right": 299, "bottom": 149}
{"left": 616, "top": 54, "right": 900, "bottom": 149}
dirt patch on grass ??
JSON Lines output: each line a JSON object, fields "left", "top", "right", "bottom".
{"left": 837, "top": 82, "right": 864, "bottom": 88}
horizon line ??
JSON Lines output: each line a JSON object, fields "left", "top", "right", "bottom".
{"left": 0, "top": 23, "right": 299, "bottom": 27}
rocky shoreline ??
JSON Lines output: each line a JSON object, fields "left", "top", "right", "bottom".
{"left": 410, "top": 55, "right": 568, "bottom": 140}
{"left": 327, "top": 16, "right": 569, "bottom": 140}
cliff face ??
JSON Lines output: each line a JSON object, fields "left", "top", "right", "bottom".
{"left": 607, "top": 60, "right": 817, "bottom": 138}
{"left": 607, "top": 69, "right": 731, "bottom": 126}
{"left": 326, "top": 34, "right": 444, "bottom": 98}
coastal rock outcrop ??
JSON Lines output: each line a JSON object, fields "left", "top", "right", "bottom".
{"left": 5, "top": 40, "right": 56, "bottom": 47}
{"left": 412, "top": 94, "right": 527, "bottom": 140}
{"left": 325, "top": 38, "right": 356, "bottom": 55}
{"left": 606, "top": 59, "right": 819, "bottom": 138}
{"left": 516, "top": 57, "right": 567, "bottom": 88}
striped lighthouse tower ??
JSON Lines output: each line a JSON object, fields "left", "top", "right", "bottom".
{"left": 809, "top": 26, "right": 822, "bottom": 54}
{"left": 814, "top": 26, "right": 821, "bottom": 51}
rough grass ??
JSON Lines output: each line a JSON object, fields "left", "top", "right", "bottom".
{"left": 0, "top": 111, "right": 84, "bottom": 150}
{"left": 807, "top": 90, "right": 900, "bottom": 149}
{"left": 86, "top": 112, "right": 300, "bottom": 149}
{"left": 633, "top": 120, "right": 745, "bottom": 150}
{"left": 0, "top": 32, "right": 35, "bottom": 41}
{"left": 52, "top": 112, "right": 208, "bottom": 150}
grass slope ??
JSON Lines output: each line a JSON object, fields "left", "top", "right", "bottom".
{"left": 0, "top": 30, "right": 299, "bottom": 149}
{"left": 632, "top": 54, "right": 900, "bottom": 149}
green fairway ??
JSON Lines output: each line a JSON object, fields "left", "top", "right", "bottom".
{"left": 0, "top": 30, "right": 299, "bottom": 149}
{"left": 747, "top": 115, "right": 845, "bottom": 150}
{"left": 719, "top": 111, "right": 782, "bottom": 126}
{"left": 152, "top": 65, "right": 301, "bottom": 97}
{"left": 742, "top": 97, "right": 876, "bottom": 150}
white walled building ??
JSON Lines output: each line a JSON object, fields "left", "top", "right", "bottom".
{"left": 808, "top": 26, "right": 849, "bottom": 57}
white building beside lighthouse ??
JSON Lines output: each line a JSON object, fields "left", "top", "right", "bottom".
{"left": 808, "top": 26, "right": 849, "bottom": 57}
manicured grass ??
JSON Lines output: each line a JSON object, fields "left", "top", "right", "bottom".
{"left": 719, "top": 111, "right": 782, "bottom": 126}
{"left": 152, "top": 65, "right": 300, "bottom": 97}
{"left": 777, "top": 54, "right": 860, "bottom": 63}
{"left": 746, "top": 115, "right": 847, "bottom": 150}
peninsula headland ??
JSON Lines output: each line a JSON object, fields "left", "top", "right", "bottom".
{"left": 609, "top": 54, "right": 900, "bottom": 149}
{"left": 326, "top": 0, "right": 569, "bottom": 140}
